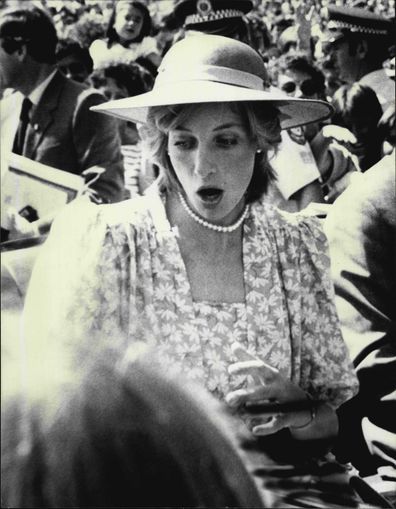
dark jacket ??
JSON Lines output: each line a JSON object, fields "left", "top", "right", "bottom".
{"left": 24, "top": 71, "right": 124, "bottom": 203}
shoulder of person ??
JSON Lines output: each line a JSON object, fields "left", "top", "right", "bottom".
{"left": 328, "top": 153, "right": 395, "bottom": 224}
{"left": 58, "top": 77, "right": 112, "bottom": 113}
{"left": 99, "top": 194, "right": 158, "bottom": 228}
{"left": 50, "top": 196, "right": 155, "bottom": 244}
{"left": 254, "top": 198, "right": 323, "bottom": 233}
{"left": 53, "top": 71, "right": 93, "bottom": 101}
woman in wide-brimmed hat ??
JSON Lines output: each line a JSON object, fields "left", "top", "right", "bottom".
{"left": 24, "top": 34, "right": 358, "bottom": 447}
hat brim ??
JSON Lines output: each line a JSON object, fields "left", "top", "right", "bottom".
{"left": 92, "top": 82, "right": 333, "bottom": 130}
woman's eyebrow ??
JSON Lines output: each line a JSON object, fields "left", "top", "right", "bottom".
{"left": 174, "top": 126, "right": 191, "bottom": 132}
{"left": 174, "top": 123, "right": 243, "bottom": 132}
{"left": 213, "top": 123, "right": 243, "bottom": 131}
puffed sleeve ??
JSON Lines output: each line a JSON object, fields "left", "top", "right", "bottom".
{"left": 23, "top": 198, "right": 131, "bottom": 363}
{"left": 295, "top": 215, "right": 359, "bottom": 408}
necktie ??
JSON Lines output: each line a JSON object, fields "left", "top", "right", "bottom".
{"left": 12, "top": 97, "right": 33, "bottom": 156}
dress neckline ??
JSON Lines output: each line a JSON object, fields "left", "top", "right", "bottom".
{"left": 146, "top": 185, "right": 254, "bottom": 305}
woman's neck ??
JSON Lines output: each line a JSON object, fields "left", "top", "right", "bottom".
{"left": 166, "top": 190, "right": 244, "bottom": 249}
{"left": 166, "top": 191, "right": 245, "bottom": 303}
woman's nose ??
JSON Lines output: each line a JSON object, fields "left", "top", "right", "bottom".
{"left": 194, "top": 149, "right": 216, "bottom": 178}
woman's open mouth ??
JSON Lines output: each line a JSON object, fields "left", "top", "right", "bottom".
{"left": 196, "top": 187, "right": 224, "bottom": 205}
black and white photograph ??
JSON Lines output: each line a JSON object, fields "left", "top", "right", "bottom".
{"left": 1, "top": 0, "right": 395, "bottom": 507}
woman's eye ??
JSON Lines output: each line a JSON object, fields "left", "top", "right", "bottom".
{"left": 216, "top": 137, "right": 238, "bottom": 147}
{"left": 173, "top": 139, "right": 194, "bottom": 149}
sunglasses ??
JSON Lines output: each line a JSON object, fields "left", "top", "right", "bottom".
{"left": 281, "top": 78, "right": 319, "bottom": 97}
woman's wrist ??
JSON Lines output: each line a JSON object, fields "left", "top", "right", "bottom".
{"left": 290, "top": 393, "right": 316, "bottom": 430}
{"left": 290, "top": 400, "right": 338, "bottom": 441}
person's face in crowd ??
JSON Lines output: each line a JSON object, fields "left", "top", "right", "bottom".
{"left": 322, "top": 68, "right": 343, "bottom": 99}
{"left": 327, "top": 37, "right": 359, "bottom": 84}
{"left": 114, "top": 4, "right": 144, "bottom": 43}
{"left": 97, "top": 76, "right": 128, "bottom": 100}
{"left": 156, "top": 27, "right": 175, "bottom": 54}
{"left": 278, "top": 69, "right": 320, "bottom": 99}
{"left": 0, "top": 39, "right": 22, "bottom": 91}
{"left": 57, "top": 54, "right": 89, "bottom": 83}
{"left": 167, "top": 103, "right": 256, "bottom": 225}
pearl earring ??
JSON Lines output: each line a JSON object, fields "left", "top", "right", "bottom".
{"left": 256, "top": 149, "right": 262, "bottom": 154}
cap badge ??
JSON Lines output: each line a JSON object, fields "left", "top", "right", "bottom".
{"left": 197, "top": 0, "right": 213, "bottom": 16}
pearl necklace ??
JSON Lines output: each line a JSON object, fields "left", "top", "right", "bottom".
{"left": 178, "top": 191, "right": 248, "bottom": 233}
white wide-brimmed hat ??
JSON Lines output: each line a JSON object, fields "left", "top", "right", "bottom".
{"left": 91, "top": 34, "right": 333, "bottom": 130}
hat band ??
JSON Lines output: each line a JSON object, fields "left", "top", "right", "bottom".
{"left": 186, "top": 9, "right": 244, "bottom": 25}
{"left": 328, "top": 20, "right": 389, "bottom": 35}
{"left": 154, "top": 64, "right": 264, "bottom": 90}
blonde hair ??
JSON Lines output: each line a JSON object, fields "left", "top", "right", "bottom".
{"left": 140, "top": 101, "right": 282, "bottom": 203}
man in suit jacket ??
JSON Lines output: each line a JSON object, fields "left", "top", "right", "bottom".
{"left": 0, "top": 4, "right": 124, "bottom": 237}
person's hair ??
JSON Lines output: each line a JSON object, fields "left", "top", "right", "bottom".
{"left": 89, "top": 61, "right": 154, "bottom": 97}
{"left": 106, "top": 1, "right": 152, "bottom": 47}
{"left": 0, "top": 5, "right": 58, "bottom": 64}
{"left": 140, "top": 101, "right": 281, "bottom": 203}
{"left": 332, "top": 83, "right": 384, "bottom": 170}
{"left": 56, "top": 38, "right": 94, "bottom": 75}
{"left": 1, "top": 343, "right": 264, "bottom": 508}
{"left": 332, "top": 83, "right": 383, "bottom": 131}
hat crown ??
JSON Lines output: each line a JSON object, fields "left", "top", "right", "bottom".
{"left": 91, "top": 33, "right": 333, "bottom": 132}
{"left": 159, "top": 34, "right": 266, "bottom": 81}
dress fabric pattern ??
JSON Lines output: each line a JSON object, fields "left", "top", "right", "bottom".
{"left": 25, "top": 186, "right": 358, "bottom": 407}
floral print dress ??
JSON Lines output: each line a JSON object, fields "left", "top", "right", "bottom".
{"left": 24, "top": 186, "right": 358, "bottom": 407}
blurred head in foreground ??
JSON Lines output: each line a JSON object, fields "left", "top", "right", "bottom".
{"left": 1, "top": 338, "right": 265, "bottom": 507}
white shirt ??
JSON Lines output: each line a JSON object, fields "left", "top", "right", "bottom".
{"left": 359, "top": 69, "right": 395, "bottom": 112}
{"left": 28, "top": 69, "right": 57, "bottom": 106}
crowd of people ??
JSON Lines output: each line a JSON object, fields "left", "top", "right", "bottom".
{"left": 1, "top": 0, "right": 395, "bottom": 507}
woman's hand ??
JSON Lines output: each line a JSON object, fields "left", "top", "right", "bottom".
{"left": 225, "top": 343, "right": 313, "bottom": 436}
{"left": 226, "top": 343, "right": 338, "bottom": 442}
